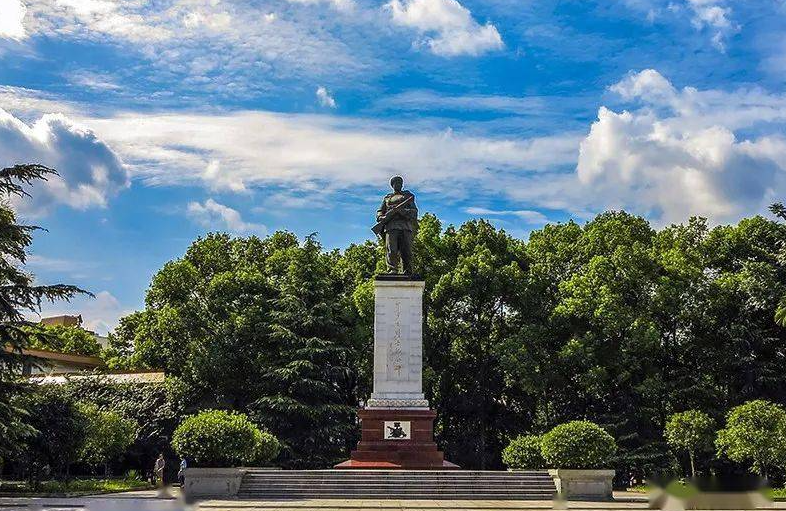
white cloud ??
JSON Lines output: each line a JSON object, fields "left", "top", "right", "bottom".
{"left": 182, "top": 9, "right": 232, "bottom": 31}
{"left": 386, "top": 0, "right": 503, "bottom": 57}
{"left": 187, "top": 198, "right": 267, "bottom": 235}
{"left": 202, "top": 159, "right": 246, "bottom": 193}
{"left": 8, "top": 70, "right": 782, "bottom": 227}
{"left": 464, "top": 207, "right": 549, "bottom": 224}
{"left": 36, "top": 0, "right": 172, "bottom": 42}
{"left": 685, "top": 0, "right": 735, "bottom": 51}
{"left": 0, "top": 108, "right": 130, "bottom": 216}
{"left": 577, "top": 69, "right": 786, "bottom": 224}
{"left": 619, "top": 0, "right": 737, "bottom": 51}
{"left": 0, "top": 0, "right": 27, "bottom": 39}
{"left": 0, "top": 85, "right": 75, "bottom": 118}
{"left": 68, "top": 70, "right": 121, "bottom": 91}
{"left": 286, "top": 0, "right": 354, "bottom": 11}
{"left": 27, "top": 254, "right": 83, "bottom": 272}
{"left": 316, "top": 86, "right": 337, "bottom": 108}
{"left": 82, "top": 110, "right": 580, "bottom": 198}
{"left": 24, "top": 0, "right": 373, "bottom": 94}
{"left": 610, "top": 68, "right": 677, "bottom": 103}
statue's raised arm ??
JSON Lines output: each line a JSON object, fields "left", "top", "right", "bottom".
{"left": 372, "top": 175, "right": 418, "bottom": 275}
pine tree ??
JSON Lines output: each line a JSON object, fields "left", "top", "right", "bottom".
{"left": 0, "top": 164, "right": 88, "bottom": 464}
{"left": 253, "top": 235, "right": 357, "bottom": 468}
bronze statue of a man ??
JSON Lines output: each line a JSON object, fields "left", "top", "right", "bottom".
{"left": 373, "top": 175, "right": 418, "bottom": 274}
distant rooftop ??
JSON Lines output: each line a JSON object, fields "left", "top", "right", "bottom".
{"left": 29, "top": 370, "right": 166, "bottom": 385}
{"left": 4, "top": 346, "right": 104, "bottom": 368}
{"left": 40, "top": 315, "right": 83, "bottom": 327}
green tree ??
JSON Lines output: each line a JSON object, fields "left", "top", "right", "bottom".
{"left": 13, "top": 386, "right": 88, "bottom": 486}
{"left": 251, "top": 235, "right": 357, "bottom": 467}
{"left": 0, "top": 164, "right": 87, "bottom": 466}
{"left": 424, "top": 219, "right": 528, "bottom": 469}
{"left": 26, "top": 324, "right": 102, "bottom": 356}
{"left": 78, "top": 403, "right": 137, "bottom": 475}
{"left": 664, "top": 410, "right": 715, "bottom": 477}
{"left": 116, "top": 232, "right": 362, "bottom": 467}
{"left": 716, "top": 400, "right": 786, "bottom": 478}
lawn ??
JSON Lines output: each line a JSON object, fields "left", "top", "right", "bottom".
{"left": 0, "top": 476, "right": 153, "bottom": 496}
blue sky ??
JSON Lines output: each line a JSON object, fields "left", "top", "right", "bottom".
{"left": 0, "top": 0, "right": 785, "bottom": 333}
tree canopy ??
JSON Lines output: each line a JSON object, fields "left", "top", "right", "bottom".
{"left": 716, "top": 400, "right": 786, "bottom": 478}
{"left": 26, "top": 325, "right": 103, "bottom": 356}
{"left": 107, "top": 209, "right": 786, "bottom": 472}
{"left": 664, "top": 410, "right": 715, "bottom": 477}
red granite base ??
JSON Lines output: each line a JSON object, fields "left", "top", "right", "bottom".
{"left": 335, "top": 408, "right": 459, "bottom": 469}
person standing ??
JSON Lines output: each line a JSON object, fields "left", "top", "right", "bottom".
{"left": 154, "top": 453, "right": 166, "bottom": 487}
{"left": 178, "top": 457, "right": 187, "bottom": 487}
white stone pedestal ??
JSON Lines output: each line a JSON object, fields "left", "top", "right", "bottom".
{"left": 367, "top": 278, "right": 429, "bottom": 409}
{"left": 336, "top": 276, "right": 456, "bottom": 468}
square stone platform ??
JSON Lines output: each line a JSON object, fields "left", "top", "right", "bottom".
{"left": 335, "top": 409, "right": 458, "bottom": 469}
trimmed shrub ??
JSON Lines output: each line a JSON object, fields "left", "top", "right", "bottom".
{"left": 716, "top": 400, "right": 786, "bottom": 478}
{"left": 502, "top": 435, "right": 544, "bottom": 469}
{"left": 541, "top": 420, "right": 616, "bottom": 469}
{"left": 171, "top": 410, "right": 280, "bottom": 467}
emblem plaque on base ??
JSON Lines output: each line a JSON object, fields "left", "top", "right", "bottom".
{"left": 384, "top": 421, "right": 410, "bottom": 440}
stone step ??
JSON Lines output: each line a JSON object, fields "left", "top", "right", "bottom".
{"left": 240, "top": 487, "right": 554, "bottom": 492}
{"left": 240, "top": 480, "right": 554, "bottom": 484}
{"left": 246, "top": 475, "right": 551, "bottom": 484}
{"left": 243, "top": 484, "right": 553, "bottom": 491}
{"left": 237, "top": 491, "right": 556, "bottom": 495}
{"left": 246, "top": 467, "right": 548, "bottom": 477}
{"left": 237, "top": 493, "right": 555, "bottom": 500}
{"left": 242, "top": 474, "right": 550, "bottom": 479}
{"left": 243, "top": 480, "right": 551, "bottom": 484}
{"left": 237, "top": 469, "right": 556, "bottom": 500}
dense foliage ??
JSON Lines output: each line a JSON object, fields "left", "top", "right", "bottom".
{"left": 112, "top": 232, "right": 370, "bottom": 467}
{"left": 664, "top": 410, "right": 715, "bottom": 477}
{"left": 715, "top": 400, "right": 786, "bottom": 478}
{"left": 502, "top": 435, "right": 544, "bottom": 469}
{"left": 61, "top": 208, "right": 786, "bottom": 473}
{"left": 541, "top": 421, "right": 617, "bottom": 469}
{"left": 26, "top": 325, "right": 103, "bottom": 356}
{"left": 12, "top": 386, "right": 89, "bottom": 486}
{"left": 78, "top": 403, "right": 137, "bottom": 470}
{"left": 171, "top": 410, "right": 280, "bottom": 467}
{"left": 59, "top": 375, "right": 188, "bottom": 477}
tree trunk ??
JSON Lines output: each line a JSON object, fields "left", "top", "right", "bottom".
{"left": 689, "top": 451, "right": 695, "bottom": 478}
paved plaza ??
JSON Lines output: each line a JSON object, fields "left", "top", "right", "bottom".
{"left": 2, "top": 490, "right": 784, "bottom": 511}
{"left": 0, "top": 489, "right": 647, "bottom": 511}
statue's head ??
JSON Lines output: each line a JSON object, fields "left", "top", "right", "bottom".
{"left": 390, "top": 175, "right": 404, "bottom": 192}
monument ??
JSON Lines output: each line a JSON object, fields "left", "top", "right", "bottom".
{"left": 336, "top": 176, "right": 457, "bottom": 469}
